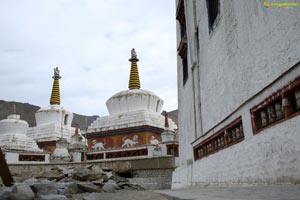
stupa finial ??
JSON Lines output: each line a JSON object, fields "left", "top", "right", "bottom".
{"left": 75, "top": 124, "right": 79, "bottom": 136}
{"left": 164, "top": 111, "right": 169, "bottom": 128}
{"left": 128, "top": 48, "right": 141, "bottom": 90}
{"left": 50, "top": 67, "right": 61, "bottom": 105}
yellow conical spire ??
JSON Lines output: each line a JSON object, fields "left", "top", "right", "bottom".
{"left": 128, "top": 48, "right": 141, "bottom": 90}
{"left": 50, "top": 67, "right": 61, "bottom": 105}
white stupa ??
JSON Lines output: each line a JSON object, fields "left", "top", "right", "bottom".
{"left": 0, "top": 114, "right": 41, "bottom": 152}
{"left": 88, "top": 49, "right": 177, "bottom": 133}
{"left": 27, "top": 67, "right": 75, "bottom": 152}
{"left": 86, "top": 49, "right": 177, "bottom": 149}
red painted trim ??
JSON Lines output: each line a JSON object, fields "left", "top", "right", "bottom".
{"left": 251, "top": 76, "right": 300, "bottom": 134}
{"left": 193, "top": 117, "right": 243, "bottom": 161}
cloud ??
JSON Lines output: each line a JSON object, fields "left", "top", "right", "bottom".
{"left": 0, "top": 0, "right": 177, "bottom": 116}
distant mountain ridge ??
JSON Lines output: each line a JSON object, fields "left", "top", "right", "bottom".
{"left": 0, "top": 100, "right": 178, "bottom": 130}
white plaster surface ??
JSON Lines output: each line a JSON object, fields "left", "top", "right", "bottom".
{"left": 27, "top": 105, "right": 74, "bottom": 142}
{"left": 175, "top": 0, "right": 300, "bottom": 187}
{"left": 88, "top": 110, "right": 177, "bottom": 132}
{"left": 106, "top": 89, "right": 163, "bottom": 115}
{"left": 0, "top": 114, "right": 41, "bottom": 152}
{"left": 35, "top": 105, "right": 73, "bottom": 126}
{"left": 4, "top": 152, "right": 50, "bottom": 164}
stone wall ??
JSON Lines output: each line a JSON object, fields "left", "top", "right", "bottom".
{"left": 132, "top": 169, "right": 173, "bottom": 190}
{"left": 8, "top": 156, "right": 175, "bottom": 189}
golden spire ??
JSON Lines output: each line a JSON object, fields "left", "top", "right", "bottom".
{"left": 128, "top": 48, "right": 141, "bottom": 90}
{"left": 50, "top": 67, "right": 61, "bottom": 105}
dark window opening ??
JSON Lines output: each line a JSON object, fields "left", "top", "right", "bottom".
{"left": 183, "top": 56, "right": 188, "bottom": 85}
{"left": 180, "top": 19, "right": 187, "bottom": 38}
{"left": 176, "top": 0, "right": 189, "bottom": 86}
{"left": 19, "top": 154, "right": 45, "bottom": 162}
{"left": 176, "top": 0, "right": 186, "bottom": 38}
{"left": 207, "top": 0, "right": 220, "bottom": 31}
{"left": 117, "top": 171, "right": 133, "bottom": 178}
{"left": 167, "top": 144, "right": 179, "bottom": 157}
{"left": 64, "top": 115, "right": 69, "bottom": 125}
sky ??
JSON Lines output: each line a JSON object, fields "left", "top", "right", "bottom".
{"left": 0, "top": 0, "right": 178, "bottom": 116}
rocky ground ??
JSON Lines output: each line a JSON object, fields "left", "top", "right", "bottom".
{"left": 2, "top": 164, "right": 300, "bottom": 200}
{"left": 0, "top": 164, "right": 161, "bottom": 200}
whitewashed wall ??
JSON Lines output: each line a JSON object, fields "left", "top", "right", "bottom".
{"left": 175, "top": 0, "right": 300, "bottom": 188}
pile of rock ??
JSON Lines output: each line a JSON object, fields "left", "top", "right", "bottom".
{"left": 0, "top": 165, "right": 144, "bottom": 200}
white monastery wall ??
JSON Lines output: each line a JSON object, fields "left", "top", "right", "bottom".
{"left": 182, "top": 0, "right": 300, "bottom": 134}
{"left": 173, "top": 66, "right": 300, "bottom": 188}
{"left": 174, "top": 0, "right": 300, "bottom": 188}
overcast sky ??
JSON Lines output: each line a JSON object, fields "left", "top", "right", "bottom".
{"left": 0, "top": 0, "right": 177, "bottom": 116}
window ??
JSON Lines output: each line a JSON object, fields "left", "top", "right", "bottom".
{"left": 178, "top": 37, "right": 188, "bottom": 85}
{"left": 194, "top": 117, "right": 244, "bottom": 161}
{"left": 176, "top": 0, "right": 187, "bottom": 38}
{"left": 251, "top": 76, "right": 300, "bottom": 134}
{"left": 177, "top": 0, "right": 189, "bottom": 86}
{"left": 167, "top": 144, "right": 179, "bottom": 157}
{"left": 19, "top": 154, "right": 45, "bottom": 162}
{"left": 87, "top": 153, "right": 104, "bottom": 160}
{"left": 156, "top": 100, "right": 160, "bottom": 112}
{"left": 182, "top": 55, "right": 188, "bottom": 84}
{"left": 206, "top": 0, "right": 220, "bottom": 31}
{"left": 64, "top": 114, "right": 69, "bottom": 125}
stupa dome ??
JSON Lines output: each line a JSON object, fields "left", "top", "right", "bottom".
{"left": 0, "top": 114, "right": 42, "bottom": 152}
{"left": 106, "top": 89, "right": 164, "bottom": 115}
{"left": 0, "top": 114, "right": 29, "bottom": 135}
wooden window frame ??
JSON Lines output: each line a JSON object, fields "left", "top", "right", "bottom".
{"left": 193, "top": 117, "right": 244, "bottom": 161}
{"left": 166, "top": 144, "right": 179, "bottom": 157}
{"left": 251, "top": 76, "right": 300, "bottom": 134}
{"left": 176, "top": 0, "right": 189, "bottom": 86}
{"left": 176, "top": 0, "right": 186, "bottom": 38}
{"left": 19, "top": 154, "right": 45, "bottom": 162}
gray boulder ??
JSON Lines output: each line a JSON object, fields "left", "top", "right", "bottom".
{"left": 39, "top": 170, "right": 65, "bottom": 181}
{"left": 60, "top": 182, "right": 79, "bottom": 196}
{"left": 77, "top": 182, "right": 100, "bottom": 193}
{"left": 102, "top": 180, "right": 119, "bottom": 193}
{"left": 72, "top": 168, "right": 100, "bottom": 181}
{"left": 31, "top": 183, "right": 59, "bottom": 195}
{"left": 37, "top": 194, "right": 68, "bottom": 200}
{"left": 22, "top": 178, "right": 39, "bottom": 185}
{"left": 0, "top": 187, "right": 12, "bottom": 200}
{"left": 8, "top": 184, "right": 35, "bottom": 200}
